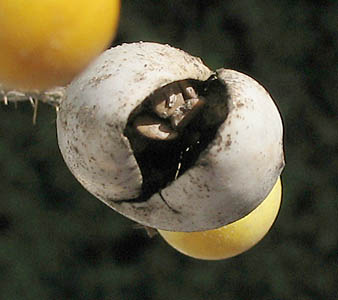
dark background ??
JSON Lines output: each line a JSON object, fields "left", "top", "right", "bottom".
{"left": 1, "top": 1, "right": 337, "bottom": 299}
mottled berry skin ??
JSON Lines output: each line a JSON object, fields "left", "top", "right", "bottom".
{"left": 57, "top": 42, "right": 284, "bottom": 232}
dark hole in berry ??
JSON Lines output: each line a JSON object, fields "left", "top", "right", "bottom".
{"left": 123, "top": 75, "right": 229, "bottom": 203}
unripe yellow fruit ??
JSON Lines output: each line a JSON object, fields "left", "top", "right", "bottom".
{"left": 158, "top": 178, "right": 282, "bottom": 260}
{"left": 0, "top": 0, "right": 120, "bottom": 90}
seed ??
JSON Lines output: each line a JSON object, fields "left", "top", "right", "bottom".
{"left": 171, "top": 97, "right": 205, "bottom": 130}
{"left": 179, "top": 81, "right": 198, "bottom": 99}
{"left": 133, "top": 114, "right": 178, "bottom": 141}
{"left": 151, "top": 91, "right": 185, "bottom": 118}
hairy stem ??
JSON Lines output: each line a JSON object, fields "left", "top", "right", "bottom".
{"left": 0, "top": 84, "right": 66, "bottom": 124}
{"left": 0, "top": 84, "right": 66, "bottom": 108}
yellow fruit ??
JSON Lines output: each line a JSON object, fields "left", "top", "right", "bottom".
{"left": 158, "top": 178, "right": 282, "bottom": 260}
{"left": 0, "top": 0, "right": 120, "bottom": 90}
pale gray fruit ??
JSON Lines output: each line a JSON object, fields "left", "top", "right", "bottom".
{"left": 57, "top": 42, "right": 284, "bottom": 232}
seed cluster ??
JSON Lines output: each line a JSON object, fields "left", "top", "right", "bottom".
{"left": 133, "top": 80, "right": 205, "bottom": 141}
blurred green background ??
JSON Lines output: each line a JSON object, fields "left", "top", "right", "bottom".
{"left": 1, "top": 1, "right": 337, "bottom": 299}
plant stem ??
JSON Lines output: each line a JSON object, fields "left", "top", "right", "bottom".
{"left": 0, "top": 84, "right": 66, "bottom": 124}
{"left": 0, "top": 84, "right": 66, "bottom": 108}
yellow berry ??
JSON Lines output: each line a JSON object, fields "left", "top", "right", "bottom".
{"left": 158, "top": 178, "right": 282, "bottom": 260}
{"left": 0, "top": 0, "right": 120, "bottom": 90}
